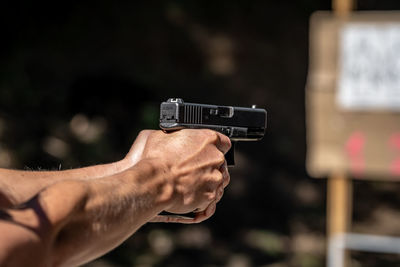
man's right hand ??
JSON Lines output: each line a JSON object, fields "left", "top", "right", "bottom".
{"left": 132, "top": 129, "right": 231, "bottom": 224}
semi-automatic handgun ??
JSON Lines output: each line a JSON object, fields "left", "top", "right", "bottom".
{"left": 158, "top": 98, "right": 267, "bottom": 219}
{"left": 159, "top": 98, "right": 267, "bottom": 166}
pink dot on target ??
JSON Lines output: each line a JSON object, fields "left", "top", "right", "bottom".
{"left": 346, "top": 132, "right": 365, "bottom": 157}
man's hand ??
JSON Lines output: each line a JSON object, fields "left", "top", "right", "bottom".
{"left": 122, "top": 129, "right": 231, "bottom": 223}
{"left": 139, "top": 130, "right": 231, "bottom": 223}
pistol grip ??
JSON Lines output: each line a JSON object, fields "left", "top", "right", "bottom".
{"left": 225, "top": 142, "right": 235, "bottom": 166}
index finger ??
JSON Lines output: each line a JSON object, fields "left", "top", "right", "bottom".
{"left": 215, "top": 132, "right": 232, "bottom": 155}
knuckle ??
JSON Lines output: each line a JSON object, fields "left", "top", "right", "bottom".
{"left": 204, "top": 130, "right": 219, "bottom": 143}
{"left": 212, "top": 169, "right": 224, "bottom": 183}
{"left": 207, "top": 192, "right": 217, "bottom": 201}
{"left": 215, "top": 152, "right": 225, "bottom": 166}
{"left": 183, "top": 197, "right": 194, "bottom": 207}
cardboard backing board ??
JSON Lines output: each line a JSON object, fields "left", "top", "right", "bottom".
{"left": 306, "top": 11, "right": 400, "bottom": 180}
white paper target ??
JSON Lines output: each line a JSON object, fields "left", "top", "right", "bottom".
{"left": 337, "top": 23, "right": 400, "bottom": 111}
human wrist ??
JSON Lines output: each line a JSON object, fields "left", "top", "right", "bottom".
{"left": 120, "top": 158, "right": 175, "bottom": 212}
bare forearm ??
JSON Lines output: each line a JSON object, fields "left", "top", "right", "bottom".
{"left": 55, "top": 160, "right": 170, "bottom": 266}
{"left": 0, "top": 159, "right": 131, "bottom": 208}
{"left": 0, "top": 159, "right": 170, "bottom": 267}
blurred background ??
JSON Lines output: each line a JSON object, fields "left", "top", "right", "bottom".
{"left": 1, "top": 0, "right": 400, "bottom": 266}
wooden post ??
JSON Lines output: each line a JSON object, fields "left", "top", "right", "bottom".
{"left": 328, "top": 3, "right": 354, "bottom": 267}
{"left": 327, "top": 174, "right": 353, "bottom": 267}
{"left": 327, "top": 173, "right": 353, "bottom": 237}
{"left": 333, "top": 0, "right": 356, "bottom": 16}
{"left": 329, "top": 0, "right": 355, "bottom": 237}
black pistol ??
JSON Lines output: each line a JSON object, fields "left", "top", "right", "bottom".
{"left": 159, "top": 98, "right": 267, "bottom": 166}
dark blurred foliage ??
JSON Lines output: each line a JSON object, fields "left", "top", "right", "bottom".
{"left": 0, "top": 0, "right": 400, "bottom": 266}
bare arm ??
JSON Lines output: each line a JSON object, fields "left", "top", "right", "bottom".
{"left": 0, "top": 131, "right": 151, "bottom": 208}
{"left": 0, "top": 129, "right": 231, "bottom": 267}
{"left": 0, "top": 162, "right": 121, "bottom": 208}
{"left": 0, "top": 159, "right": 169, "bottom": 267}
